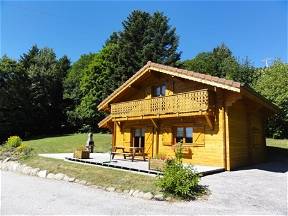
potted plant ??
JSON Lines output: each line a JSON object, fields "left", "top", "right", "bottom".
{"left": 73, "top": 147, "right": 90, "bottom": 159}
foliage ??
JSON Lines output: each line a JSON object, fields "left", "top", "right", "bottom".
{"left": 182, "top": 44, "right": 257, "bottom": 86}
{"left": 65, "top": 10, "right": 181, "bottom": 131}
{"left": 64, "top": 53, "right": 97, "bottom": 129}
{"left": 0, "top": 56, "right": 31, "bottom": 141}
{"left": 5, "top": 136, "right": 22, "bottom": 148}
{"left": 254, "top": 60, "right": 288, "bottom": 138}
{"left": 0, "top": 136, "right": 32, "bottom": 160}
{"left": 0, "top": 45, "right": 70, "bottom": 141}
{"left": 156, "top": 143, "right": 206, "bottom": 200}
{"left": 23, "top": 47, "right": 71, "bottom": 134}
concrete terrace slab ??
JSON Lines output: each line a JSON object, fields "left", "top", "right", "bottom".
{"left": 39, "top": 153, "right": 224, "bottom": 176}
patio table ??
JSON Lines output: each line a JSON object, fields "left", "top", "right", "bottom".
{"left": 129, "top": 147, "right": 146, "bottom": 162}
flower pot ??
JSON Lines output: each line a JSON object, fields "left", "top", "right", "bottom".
{"left": 73, "top": 149, "right": 90, "bottom": 159}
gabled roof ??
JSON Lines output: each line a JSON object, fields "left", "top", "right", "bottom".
{"left": 98, "top": 61, "right": 278, "bottom": 112}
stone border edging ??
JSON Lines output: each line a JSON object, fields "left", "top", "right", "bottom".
{"left": 0, "top": 159, "right": 167, "bottom": 201}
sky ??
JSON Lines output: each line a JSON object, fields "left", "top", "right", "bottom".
{"left": 1, "top": 0, "right": 287, "bottom": 67}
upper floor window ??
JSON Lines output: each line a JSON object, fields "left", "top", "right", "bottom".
{"left": 153, "top": 84, "right": 166, "bottom": 97}
{"left": 175, "top": 127, "right": 193, "bottom": 144}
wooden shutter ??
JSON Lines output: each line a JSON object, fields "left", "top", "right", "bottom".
{"left": 123, "top": 127, "right": 131, "bottom": 148}
{"left": 193, "top": 126, "right": 205, "bottom": 145}
{"left": 145, "top": 127, "right": 153, "bottom": 156}
{"left": 162, "top": 127, "right": 173, "bottom": 146}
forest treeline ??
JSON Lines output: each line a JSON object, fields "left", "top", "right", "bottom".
{"left": 1, "top": 10, "right": 287, "bottom": 141}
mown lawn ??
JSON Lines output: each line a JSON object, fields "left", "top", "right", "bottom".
{"left": 23, "top": 133, "right": 112, "bottom": 154}
{"left": 22, "top": 133, "right": 158, "bottom": 193}
{"left": 266, "top": 138, "right": 288, "bottom": 149}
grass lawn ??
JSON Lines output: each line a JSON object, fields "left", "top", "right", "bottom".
{"left": 23, "top": 133, "right": 112, "bottom": 154}
{"left": 22, "top": 133, "right": 158, "bottom": 193}
{"left": 266, "top": 138, "right": 288, "bottom": 149}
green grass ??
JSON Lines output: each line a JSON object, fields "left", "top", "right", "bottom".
{"left": 266, "top": 138, "right": 288, "bottom": 149}
{"left": 23, "top": 133, "right": 112, "bottom": 154}
{"left": 22, "top": 133, "right": 158, "bottom": 193}
{"left": 23, "top": 156, "right": 158, "bottom": 193}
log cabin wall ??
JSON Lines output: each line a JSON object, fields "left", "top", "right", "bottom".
{"left": 227, "top": 99, "right": 266, "bottom": 169}
{"left": 112, "top": 87, "right": 227, "bottom": 168}
{"left": 100, "top": 63, "right": 275, "bottom": 171}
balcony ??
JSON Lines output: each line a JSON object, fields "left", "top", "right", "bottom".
{"left": 110, "top": 89, "right": 214, "bottom": 120}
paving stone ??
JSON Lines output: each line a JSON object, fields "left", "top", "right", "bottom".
{"left": 30, "top": 168, "right": 40, "bottom": 176}
{"left": 129, "top": 190, "right": 135, "bottom": 196}
{"left": 165, "top": 196, "right": 172, "bottom": 201}
{"left": 154, "top": 193, "right": 165, "bottom": 201}
{"left": 63, "top": 175, "right": 70, "bottom": 182}
{"left": 143, "top": 192, "right": 154, "bottom": 200}
{"left": 116, "top": 188, "right": 122, "bottom": 193}
{"left": 54, "top": 173, "right": 65, "bottom": 180}
{"left": 79, "top": 180, "right": 87, "bottom": 185}
{"left": 132, "top": 190, "right": 140, "bottom": 197}
{"left": 68, "top": 177, "right": 75, "bottom": 182}
{"left": 136, "top": 191, "right": 145, "bottom": 198}
{"left": 47, "top": 173, "right": 55, "bottom": 179}
{"left": 11, "top": 162, "right": 20, "bottom": 172}
{"left": 3, "top": 157, "right": 10, "bottom": 163}
{"left": 37, "top": 170, "right": 48, "bottom": 178}
{"left": 106, "top": 187, "right": 115, "bottom": 192}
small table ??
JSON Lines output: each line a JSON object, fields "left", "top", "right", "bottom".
{"left": 129, "top": 147, "right": 146, "bottom": 162}
{"left": 111, "top": 146, "right": 130, "bottom": 159}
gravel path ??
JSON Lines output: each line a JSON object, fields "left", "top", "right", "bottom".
{"left": 1, "top": 161, "right": 287, "bottom": 215}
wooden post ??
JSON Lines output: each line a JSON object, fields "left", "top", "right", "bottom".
{"left": 112, "top": 122, "right": 116, "bottom": 148}
{"left": 224, "top": 105, "right": 231, "bottom": 171}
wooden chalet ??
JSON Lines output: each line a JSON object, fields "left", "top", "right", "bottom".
{"left": 98, "top": 61, "right": 277, "bottom": 170}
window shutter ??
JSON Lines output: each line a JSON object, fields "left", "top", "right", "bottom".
{"left": 162, "top": 127, "right": 173, "bottom": 146}
{"left": 193, "top": 126, "right": 205, "bottom": 145}
{"left": 123, "top": 127, "right": 131, "bottom": 147}
{"left": 145, "top": 127, "right": 153, "bottom": 156}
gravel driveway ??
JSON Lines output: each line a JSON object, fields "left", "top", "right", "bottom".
{"left": 1, "top": 161, "right": 287, "bottom": 215}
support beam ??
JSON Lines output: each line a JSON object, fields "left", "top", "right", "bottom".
{"left": 151, "top": 119, "right": 159, "bottom": 129}
{"left": 205, "top": 115, "right": 214, "bottom": 130}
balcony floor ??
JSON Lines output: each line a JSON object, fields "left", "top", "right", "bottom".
{"left": 39, "top": 153, "right": 224, "bottom": 176}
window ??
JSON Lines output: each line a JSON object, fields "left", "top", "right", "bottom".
{"left": 175, "top": 127, "right": 193, "bottom": 144}
{"left": 153, "top": 84, "right": 166, "bottom": 97}
{"left": 133, "top": 128, "right": 145, "bottom": 148}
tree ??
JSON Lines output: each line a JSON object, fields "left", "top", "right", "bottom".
{"left": 74, "top": 44, "right": 118, "bottom": 131}
{"left": 20, "top": 46, "right": 71, "bottom": 135}
{"left": 254, "top": 60, "right": 288, "bottom": 138}
{"left": 108, "top": 10, "right": 181, "bottom": 82}
{"left": 64, "top": 53, "right": 97, "bottom": 129}
{"left": 0, "top": 56, "right": 31, "bottom": 141}
{"left": 65, "top": 10, "right": 181, "bottom": 131}
{"left": 182, "top": 44, "right": 256, "bottom": 86}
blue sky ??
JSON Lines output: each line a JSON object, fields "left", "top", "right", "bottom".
{"left": 1, "top": 1, "right": 287, "bottom": 67}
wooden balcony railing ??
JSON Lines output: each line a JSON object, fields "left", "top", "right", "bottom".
{"left": 111, "top": 89, "right": 213, "bottom": 119}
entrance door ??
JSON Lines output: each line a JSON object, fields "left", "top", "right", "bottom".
{"left": 133, "top": 128, "right": 145, "bottom": 148}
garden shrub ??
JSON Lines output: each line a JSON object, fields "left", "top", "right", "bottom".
{"left": 0, "top": 136, "right": 32, "bottom": 160}
{"left": 156, "top": 143, "right": 207, "bottom": 200}
{"left": 5, "top": 136, "right": 22, "bottom": 148}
